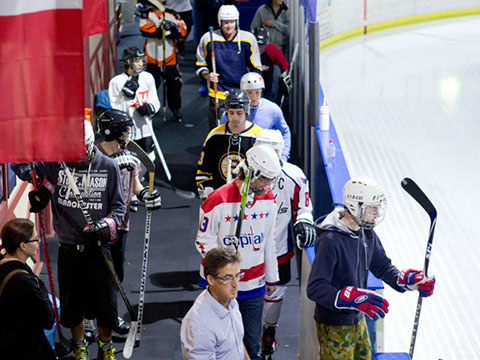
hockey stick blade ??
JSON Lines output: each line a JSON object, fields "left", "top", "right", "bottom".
{"left": 401, "top": 178, "right": 437, "bottom": 221}
{"left": 123, "top": 320, "right": 139, "bottom": 359}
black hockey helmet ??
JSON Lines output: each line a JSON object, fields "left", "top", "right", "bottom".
{"left": 97, "top": 109, "right": 134, "bottom": 142}
{"left": 122, "top": 47, "right": 146, "bottom": 73}
{"left": 225, "top": 89, "right": 250, "bottom": 116}
{"left": 253, "top": 27, "right": 269, "bottom": 46}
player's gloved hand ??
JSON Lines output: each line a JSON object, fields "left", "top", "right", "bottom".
{"left": 81, "top": 218, "right": 117, "bottom": 247}
{"left": 397, "top": 269, "right": 435, "bottom": 297}
{"left": 11, "top": 162, "right": 34, "bottom": 182}
{"left": 335, "top": 286, "right": 389, "bottom": 321}
{"left": 111, "top": 150, "right": 139, "bottom": 171}
{"left": 136, "top": 102, "right": 156, "bottom": 117}
{"left": 138, "top": 188, "right": 162, "bottom": 210}
{"left": 279, "top": 71, "right": 292, "bottom": 95}
{"left": 163, "top": 20, "right": 181, "bottom": 39}
{"left": 28, "top": 177, "right": 55, "bottom": 213}
{"left": 122, "top": 76, "right": 140, "bottom": 99}
{"left": 198, "top": 186, "right": 214, "bottom": 201}
{"left": 293, "top": 218, "right": 316, "bottom": 249}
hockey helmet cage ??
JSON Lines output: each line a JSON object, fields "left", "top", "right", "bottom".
{"left": 122, "top": 47, "right": 146, "bottom": 74}
{"left": 97, "top": 109, "right": 134, "bottom": 142}
{"left": 245, "top": 144, "right": 281, "bottom": 195}
{"left": 255, "top": 129, "right": 284, "bottom": 158}
{"left": 253, "top": 27, "right": 269, "bottom": 45}
{"left": 217, "top": 5, "right": 239, "bottom": 27}
{"left": 240, "top": 72, "right": 265, "bottom": 91}
{"left": 343, "top": 177, "right": 387, "bottom": 229}
{"left": 225, "top": 89, "right": 250, "bottom": 117}
{"left": 84, "top": 120, "right": 95, "bottom": 159}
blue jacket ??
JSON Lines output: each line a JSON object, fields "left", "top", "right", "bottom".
{"left": 306, "top": 208, "right": 405, "bottom": 326}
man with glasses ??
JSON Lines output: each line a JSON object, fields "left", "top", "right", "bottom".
{"left": 181, "top": 248, "right": 250, "bottom": 359}
{"left": 194, "top": 145, "right": 281, "bottom": 360}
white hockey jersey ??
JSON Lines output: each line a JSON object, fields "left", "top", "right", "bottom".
{"left": 108, "top": 71, "right": 160, "bottom": 140}
{"left": 195, "top": 181, "right": 279, "bottom": 299}
{"left": 272, "top": 161, "right": 313, "bottom": 263}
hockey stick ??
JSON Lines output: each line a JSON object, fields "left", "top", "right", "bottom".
{"left": 162, "top": 12, "right": 167, "bottom": 122}
{"left": 31, "top": 168, "right": 71, "bottom": 355}
{"left": 143, "top": 115, "right": 195, "bottom": 199}
{"left": 125, "top": 141, "right": 154, "bottom": 345}
{"left": 401, "top": 177, "right": 437, "bottom": 359}
{"left": 209, "top": 26, "right": 220, "bottom": 127}
{"left": 59, "top": 162, "right": 139, "bottom": 359}
{"left": 234, "top": 167, "right": 252, "bottom": 253}
{"left": 280, "top": 43, "right": 299, "bottom": 109}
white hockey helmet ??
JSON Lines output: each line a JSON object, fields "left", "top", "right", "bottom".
{"left": 255, "top": 129, "right": 284, "bottom": 159}
{"left": 240, "top": 72, "right": 265, "bottom": 91}
{"left": 217, "top": 5, "right": 239, "bottom": 27}
{"left": 343, "top": 177, "right": 387, "bottom": 229}
{"left": 245, "top": 144, "right": 281, "bottom": 195}
{"left": 84, "top": 120, "right": 95, "bottom": 159}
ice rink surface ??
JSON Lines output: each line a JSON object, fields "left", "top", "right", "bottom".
{"left": 320, "top": 15, "right": 480, "bottom": 359}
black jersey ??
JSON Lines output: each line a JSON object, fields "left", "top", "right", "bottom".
{"left": 196, "top": 122, "right": 263, "bottom": 191}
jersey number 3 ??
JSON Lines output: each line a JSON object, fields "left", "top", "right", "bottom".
{"left": 199, "top": 217, "right": 209, "bottom": 232}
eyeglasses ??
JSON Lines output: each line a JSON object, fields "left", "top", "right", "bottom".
{"left": 24, "top": 238, "right": 40, "bottom": 243}
{"left": 212, "top": 272, "right": 245, "bottom": 283}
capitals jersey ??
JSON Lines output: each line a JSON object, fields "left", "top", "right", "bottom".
{"left": 195, "top": 181, "right": 279, "bottom": 299}
{"left": 139, "top": 7, "right": 187, "bottom": 66}
{"left": 196, "top": 29, "right": 262, "bottom": 100}
{"left": 272, "top": 161, "right": 313, "bottom": 264}
{"left": 108, "top": 71, "right": 160, "bottom": 139}
{"left": 196, "top": 122, "right": 263, "bottom": 192}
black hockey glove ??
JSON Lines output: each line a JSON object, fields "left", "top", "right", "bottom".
{"left": 111, "top": 150, "right": 139, "bottom": 171}
{"left": 164, "top": 20, "right": 181, "bottom": 39}
{"left": 122, "top": 76, "right": 140, "bottom": 99}
{"left": 28, "top": 178, "right": 55, "bottom": 213}
{"left": 138, "top": 187, "right": 161, "bottom": 211}
{"left": 136, "top": 102, "right": 156, "bottom": 117}
{"left": 293, "top": 219, "right": 316, "bottom": 249}
{"left": 80, "top": 217, "right": 117, "bottom": 247}
{"left": 10, "top": 162, "right": 34, "bottom": 182}
{"left": 278, "top": 71, "right": 292, "bottom": 96}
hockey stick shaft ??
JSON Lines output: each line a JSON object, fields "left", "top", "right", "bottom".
{"left": 31, "top": 168, "right": 62, "bottom": 338}
{"left": 144, "top": 116, "right": 173, "bottom": 182}
{"left": 60, "top": 163, "right": 137, "bottom": 321}
{"left": 234, "top": 167, "right": 252, "bottom": 252}
{"left": 401, "top": 177, "right": 437, "bottom": 359}
{"left": 280, "top": 43, "right": 299, "bottom": 108}
{"left": 162, "top": 13, "right": 167, "bottom": 122}
{"left": 209, "top": 27, "right": 220, "bottom": 127}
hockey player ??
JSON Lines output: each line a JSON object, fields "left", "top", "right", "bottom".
{"left": 307, "top": 178, "right": 436, "bottom": 359}
{"left": 220, "top": 72, "right": 291, "bottom": 160}
{"left": 252, "top": 27, "right": 289, "bottom": 102}
{"left": 253, "top": 130, "right": 315, "bottom": 359}
{"left": 108, "top": 46, "right": 160, "bottom": 161}
{"left": 139, "top": 0, "right": 187, "bottom": 121}
{"left": 12, "top": 121, "right": 127, "bottom": 360}
{"left": 195, "top": 145, "right": 281, "bottom": 360}
{"left": 96, "top": 109, "right": 162, "bottom": 337}
{"left": 196, "top": 4, "right": 263, "bottom": 130}
{"left": 196, "top": 89, "right": 263, "bottom": 200}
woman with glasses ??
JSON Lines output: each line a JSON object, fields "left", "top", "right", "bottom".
{"left": 0, "top": 218, "right": 56, "bottom": 360}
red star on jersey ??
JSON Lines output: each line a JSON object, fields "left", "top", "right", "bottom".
{"left": 259, "top": 213, "right": 265, "bottom": 218}
{"left": 243, "top": 214, "right": 248, "bottom": 220}
{"left": 225, "top": 215, "right": 232, "bottom": 222}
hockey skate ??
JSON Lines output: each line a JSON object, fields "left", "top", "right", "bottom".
{"left": 97, "top": 340, "right": 116, "bottom": 360}
{"left": 261, "top": 326, "right": 278, "bottom": 360}
{"left": 84, "top": 318, "right": 96, "bottom": 343}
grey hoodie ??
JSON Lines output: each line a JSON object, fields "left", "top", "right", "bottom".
{"left": 250, "top": 1, "right": 289, "bottom": 54}
{"left": 306, "top": 208, "right": 404, "bottom": 326}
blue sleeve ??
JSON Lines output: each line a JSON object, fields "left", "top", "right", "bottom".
{"left": 273, "top": 107, "right": 291, "bottom": 160}
{"left": 306, "top": 236, "right": 340, "bottom": 310}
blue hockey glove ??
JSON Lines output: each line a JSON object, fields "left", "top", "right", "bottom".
{"left": 397, "top": 268, "right": 436, "bottom": 297}
{"left": 335, "top": 286, "right": 389, "bottom": 321}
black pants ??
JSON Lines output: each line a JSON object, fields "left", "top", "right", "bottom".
{"left": 208, "top": 96, "right": 226, "bottom": 130}
{"left": 110, "top": 230, "right": 128, "bottom": 282}
{"left": 177, "top": 10, "right": 193, "bottom": 52}
{"left": 146, "top": 63, "right": 182, "bottom": 112}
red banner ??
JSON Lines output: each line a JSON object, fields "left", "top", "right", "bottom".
{"left": 83, "top": 0, "right": 107, "bottom": 37}
{"left": 0, "top": 2, "right": 85, "bottom": 163}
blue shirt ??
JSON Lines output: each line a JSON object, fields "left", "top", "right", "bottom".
{"left": 180, "top": 289, "right": 245, "bottom": 359}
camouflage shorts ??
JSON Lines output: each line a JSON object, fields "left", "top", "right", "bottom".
{"left": 316, "top": 318, "right": 372, "bottom": 360}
